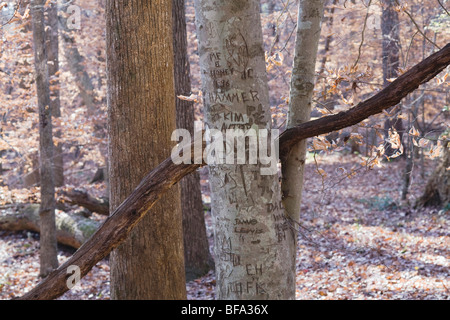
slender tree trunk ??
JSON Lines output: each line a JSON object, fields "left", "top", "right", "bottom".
{"left": 265, "top": 0, "right": 277, "bottom": 38}
{"left": 172, "top": 0, "right": 214, "bottom": 281}
{"left": 402, "top": 94, "right": 416, "bottom": 200}
{"left": 31, "top": 0, "right": 58, "bottom": 278}
{"left": 194, "top": 0, "right": 295, "bottom": 299}
{"left": 106, "top": 0, "right": 186, "bottom": 299}
{"left": 381, "top": 0, "right": 404, "bottom": 156}
{"left": 59, "top": 3, "right": 108, "bottom": 191}
{"left": 381, "top": 0, "right": 400, "bottom": 86}
{"left": 319, "top": 0, "right": 337, "bottom": 75}
{"left": 45, "top": 0, "right": 64, "bottom": 187}
{"left": 59, "top": 0, "right": 98, "bottom": 117}
{"left": 281, "top": 0, "right": 324, "bottom": 240}
{"left": 401, "top": 120, "right": 413, "bottom": 200}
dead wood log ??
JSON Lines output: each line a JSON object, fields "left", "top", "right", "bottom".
{"left": 18, "top": 43, "right": 450, "bottom": 300}
{"left": 60, "top": 188, "right": 109, "bottom": 216}
{"left": 0, "top": 204, "right": 100, "bottom": 249}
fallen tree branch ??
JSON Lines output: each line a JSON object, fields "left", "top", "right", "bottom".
{"left": 18, "top": 43, "right": 450, "bottom": 300}
{"left": 60, "top": 188, "right": 109, "bottom": 216}
{"left": 19, "top": 158, "right": 200, "bottom": 300}
{"left": 0, "top": 204, "right": 100, "bottom": 249}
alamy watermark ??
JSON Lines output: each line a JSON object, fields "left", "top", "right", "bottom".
{"left": 66, "top": 265, "right": 81, "bottom": 289}
{"left": 171, "top": 121, "right": 279, "bottom": 175}
{"left": 0, "top": 2, "right": 81, "bottom": 31}
{"left": 65, "top": 4, "right": 81, "bottom": 30}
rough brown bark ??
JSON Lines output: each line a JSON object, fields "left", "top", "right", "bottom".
{"left": 0, "top": 204, "right": 100, "bottom": 249}
{"left": 107, "top": 0, "right": 186, "bottom": 300}
{"left": 17, "top": 42, "right": 450, "bottom": 301}
{"left": 172, "top": 0, "right": 213, "bottom": 281}
{"left": 31, "top": 0, "right": 59, "bottom": 278}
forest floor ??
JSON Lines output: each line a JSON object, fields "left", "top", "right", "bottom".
{"left": 0, "top": 153, "right": 448, "bottom": 300}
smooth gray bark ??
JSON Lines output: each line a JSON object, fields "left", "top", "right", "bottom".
{"left": 194, "top": 0, "right": 295, "bottom": 299}
{"left": 282, "top": 0, "right": 324, "bottom": 230}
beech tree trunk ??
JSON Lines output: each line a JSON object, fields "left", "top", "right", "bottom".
{"left": 106, "top": 0, "right": 186, "bottom": 299}
{"left": 194, "top": 0, "right": 295, "bottom": 299}
{"left": 281, "top": 0, "right": 324, "bottom": 249}
{"left": 172, "top": 0, "right": 214, "bottom": 281}
{"left": 31, "top": 0, "right": 59, "bottom": 278}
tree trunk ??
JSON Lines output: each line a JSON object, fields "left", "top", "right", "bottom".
{"left": 319, "top": 0, "right": 338, "bottom": 75}
{"left": 31, "top": 0, "right": 59, "bottom": 278}
{"left": 59, "top": 0, "right": 98, "bottom": 117}
{"left": 281, "top": 0, "right": 324, "bottom": 246}
{"left": 401, "top": 101, "right": 414, "bottom": 200}
{"left": 415, "top": 147, "right": 449, "bottom": 208}
{"left": 45, "top": 0, "right": 64, "bottom": 187}
{"left": 194, "top": 0, "right": 295, "bottom": 299}
{"left": 0, "top": 204, "right": 100, "bottom": 249}
{"left": 106, "top": 0, "right": 186, "bottom": 299}
{"left": 172, "top": 0, "right": 214, "bottom": 281}
{"left": 381, "top": 0, "right": 404, "bottom": 157}
{"left": 381, "top": 0, "right": 400, "bottom": 88}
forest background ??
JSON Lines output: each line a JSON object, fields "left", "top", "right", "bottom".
{"left": 0, "top": 0, "right": 448, "bottom": 299}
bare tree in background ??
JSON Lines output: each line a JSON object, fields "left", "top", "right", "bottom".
{"left": 381, "top": 0, "right": 404, "bottom": 156}
{"left": 31, "top": 0, "right": 58, "bottom": 277}
{"left": 172, "top": 0, "right": 214, "bottom": 281}
{"left": 45, "top": 0, "right": 64, "bottom": 187}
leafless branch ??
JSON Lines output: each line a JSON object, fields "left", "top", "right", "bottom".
{"left": 395, "top": 0, "right": 441, "bottom": 50}
{"left": 0, "top": 0, "right": 22, "bottom": 27}
{"left": 353, "top": 0, "right": 372, "bottom": 69}
{"left": 437, "top": 0, "right": 450, "bottom": 16}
